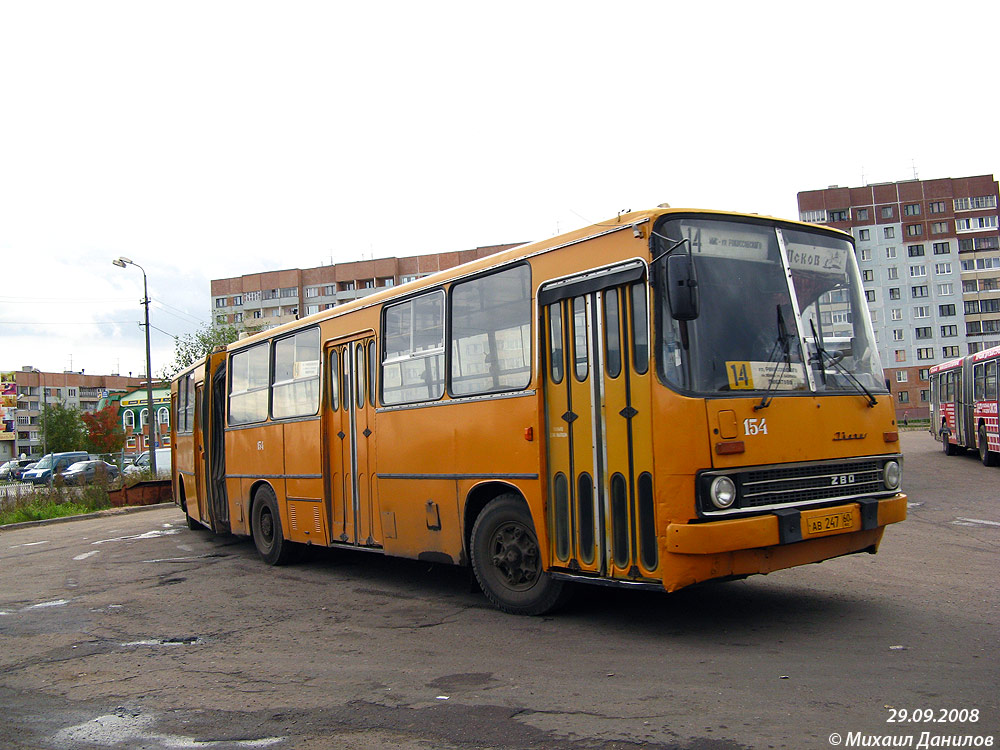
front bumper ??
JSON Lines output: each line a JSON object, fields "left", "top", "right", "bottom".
{"left": 666, "top": 494, "right": 907, "bottom": 555}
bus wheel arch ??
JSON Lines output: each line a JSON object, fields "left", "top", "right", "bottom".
{"left": 468, "top": 491, "right": 571, "bottom": 616}
{"left": 463, "top": 482, "right": 528, "bottom": 565}
{"left": 249, "top": 482, "right": 297, "bottom": 566}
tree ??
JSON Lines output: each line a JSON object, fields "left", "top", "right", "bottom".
{"left": 160, "top": 323, "right": 262, "bottom": 379}
{"left": 82, "top": 404, "right": 126, "bottom": 456}
{"left": 39, "top": 403, "right": 87, "bottom": 454}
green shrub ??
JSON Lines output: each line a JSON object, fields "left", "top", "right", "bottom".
{"left": 0, "top": 484, "right": 112, "bottom": 526}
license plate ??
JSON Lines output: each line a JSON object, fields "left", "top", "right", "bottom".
{"left": 806, "top": 511, "right": 853, "bottom": 535}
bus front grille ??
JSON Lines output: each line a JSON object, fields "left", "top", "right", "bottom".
{"left": 698, "top": 456, "right": 900, "bottom": 517}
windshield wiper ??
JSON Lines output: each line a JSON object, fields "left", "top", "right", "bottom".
{"left": 754, "top": 305, "right": 794, "bottom": 412}
{"left": 649, "top": 235, "right": 689, "bottom": 266}
{"left": 809, "top": 319, "right": 877, "bottom": 408}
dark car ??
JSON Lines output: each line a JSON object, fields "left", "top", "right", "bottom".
{"left": 0, "top": 458, "right": 34, "bottom": 481}
{"left": 22, "top": 451, "right": 91, "bottom": 484}
{"left": 61, "top": 460, "right": 119, "bottom": 485}
{"left": 13, "top": 462, "right": 37, "bottom": 480}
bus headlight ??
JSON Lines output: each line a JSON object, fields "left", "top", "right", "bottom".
{"left": 709, "top": 476, "right": 737, "bottom": 509}
{"left": 882, "top": 460, "right": 901, "bottom": 490}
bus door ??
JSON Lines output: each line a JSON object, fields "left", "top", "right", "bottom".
{"left": 962, "top": 362, "right": 978, "bottom": 447}
{"left": 954, "top": 368, "right": 966, "bottom": 443}
{"left": 209, "top": 359, "right": 229, "bottom": 532}
{"left": 193, "top": 382, "right": 207, "bottom": 524}
{"left": 325, "top": 336, "right": 382, "bottom": 547}
{"left": 540, "top": 261, "right": 657, "bottom": 581}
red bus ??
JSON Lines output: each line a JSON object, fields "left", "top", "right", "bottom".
{"left": 929, "top": 344, "right": 1000, "bottom": 465}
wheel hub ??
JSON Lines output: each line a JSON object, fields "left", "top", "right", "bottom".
{"left": 490, "top": 522, "right": 539, "bottom": 589}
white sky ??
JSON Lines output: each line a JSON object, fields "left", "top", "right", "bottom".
{"left": 2, "top": 1, "right": 997, "bottom": 378}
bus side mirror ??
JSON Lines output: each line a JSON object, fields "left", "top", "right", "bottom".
{"left": 666, "top": 254, "right": 699, "bottom": 321}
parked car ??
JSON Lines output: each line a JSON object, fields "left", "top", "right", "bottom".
{"left": 14, "top": 461, "right": 38, "bottom": 480}
{"left": 0, "top": 458, "right": 35, "bottom": 481}
{"left": 61, "top": 460, "right": 120, "bottom": 485}
{"left": 22, "top": 451, "right": 91, "bottom": 484}
{"left": 123, "top": 448, "right": 171, "bottom": 479}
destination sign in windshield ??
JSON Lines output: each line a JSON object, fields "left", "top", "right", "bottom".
{"left": 677, "top": 221, "right": 850, "bottom": 276}
{"left": 784, "top": 240, "right": 848, "bottom": 276}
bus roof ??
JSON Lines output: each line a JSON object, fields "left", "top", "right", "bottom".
{"left": 970, "top": 343, "right": 1000, "bottom": 364}
{"left": 929, "top": 357, "right": 964, "bottom": 375}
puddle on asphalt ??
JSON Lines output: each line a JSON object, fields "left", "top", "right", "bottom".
{"left": 53, "top": 709, "right": 284, "bottom": 748}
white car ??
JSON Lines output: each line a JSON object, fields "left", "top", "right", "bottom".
{"left": 123, "top": 448, "right": 171, "bottom": 479}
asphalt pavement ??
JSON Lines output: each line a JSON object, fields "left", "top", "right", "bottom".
{"left": 0, "top": 430, "right": 996, "bottom": 750}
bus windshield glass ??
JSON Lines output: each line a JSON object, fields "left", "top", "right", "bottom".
{"left": 655, "top": 217, "right": 886, "bottom": 397}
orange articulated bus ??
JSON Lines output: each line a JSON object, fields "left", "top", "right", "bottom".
{"left": 171, "top": 207, "right": 906, "bottom": 615}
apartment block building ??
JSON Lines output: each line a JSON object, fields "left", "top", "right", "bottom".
{"left": 211, "top": 243, "right": 524, "bottom": 328}
{"left": 0, "top": 367, "right": 151, "bottom": 461}
{"left": 797, "top": 174, "right": 1000, "bottom": 417}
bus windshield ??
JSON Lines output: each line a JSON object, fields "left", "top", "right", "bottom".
{"left": 655, "top": 217, "right": 886, "bottom": 397}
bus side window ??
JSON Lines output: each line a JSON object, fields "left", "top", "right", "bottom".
{"left": 382, "top": 291, "right": 446, "bottom": 405}
{"left": 987, "top": 361, "right": 997, "bottom": 401}
{"left": 449, "top": 265, "right": 531, "bottom": 396}
{"left": 974, "top": 364, "right": 985, "bottom": 402}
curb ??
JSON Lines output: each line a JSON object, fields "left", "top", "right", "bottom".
{"left": 0, "top": 502, "right": 178, "bottom": 532}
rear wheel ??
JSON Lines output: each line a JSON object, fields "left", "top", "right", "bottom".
{"left": 179, "top": 487, "right": 201, "bottom": 531}
{"left": 470, "top": 495, "right": 571, "bottom": 616}
{"left": 980, "top": 425, "right": 997, "bottom": 466}
{"left": 251, "top": 485, "right": 297, "bottom": 565}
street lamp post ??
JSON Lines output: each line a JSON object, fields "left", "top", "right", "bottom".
{"left": 35, "top": 368, "right": 50, "bottom": 487}
{"left": 112, "top": 257, "right": 157, "bottom": 478}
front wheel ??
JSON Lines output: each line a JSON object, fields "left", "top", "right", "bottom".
{"left": 942, "top": 425, "right": 958, "bottom": 456}
{"left": 980, "top": 426, "right": 997, "bottom": 467}
{"left": 251, "top": 485, "right": 298, "bottom": 565}
{"left": 470, "top": 495, "right": 570, "bottom": 616}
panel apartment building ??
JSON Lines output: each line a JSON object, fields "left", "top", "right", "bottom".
{"left": 797, "top": 174, "right": 1000, "bottom": 417}
{"left": 211, "top": 243, "right": 524, "bottom": 328}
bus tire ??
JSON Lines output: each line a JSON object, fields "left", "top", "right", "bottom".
{"left": 251, "top": 486, "right": 297, "bottom": 566}
{"left": 942, "top": 427, "right": 957, "bottom": 456}
{"left": 179, "top": 486, "right": 201, "bottom": 531}
{"left": 980, "top": 425, "right": 997, "bottom": 467}
{"left": 470, "top": 495, "right": 570, "bottom": 616}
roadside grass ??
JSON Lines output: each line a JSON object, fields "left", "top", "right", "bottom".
{"left": 0, "top": 482, "right": 113, "bottom": 526}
